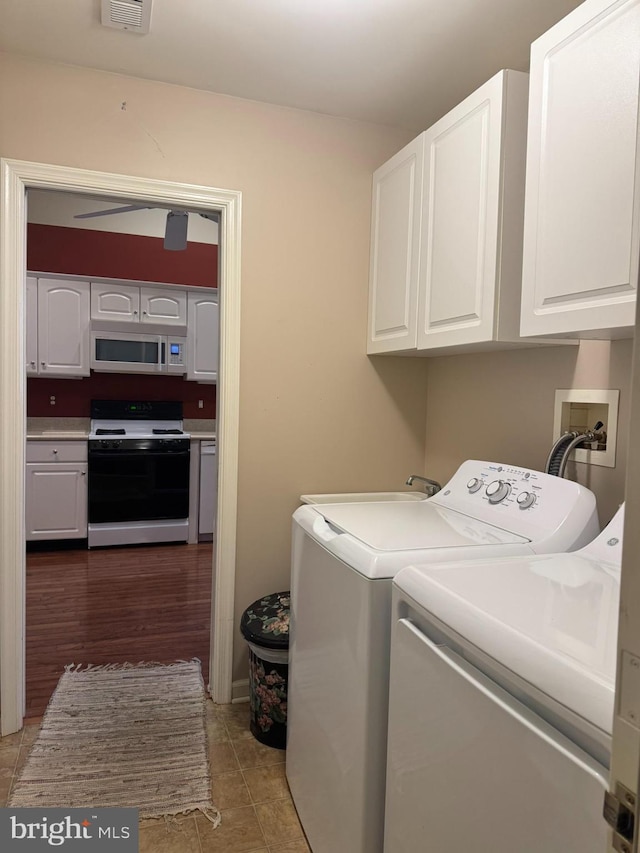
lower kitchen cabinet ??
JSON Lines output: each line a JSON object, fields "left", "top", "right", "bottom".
{"left": 198, "top": 440, "right": 217, "bottom": 539}
{"left": 26, "top": 441, "right": 88, "bottom": 541}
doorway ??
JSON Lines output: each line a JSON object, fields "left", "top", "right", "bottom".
{"left": 0, "top": 158, "right": 242, "bottom": 735}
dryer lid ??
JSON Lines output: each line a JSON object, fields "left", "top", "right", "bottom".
{"left": 316, "top": 501, "right": 529, "bottom": 551}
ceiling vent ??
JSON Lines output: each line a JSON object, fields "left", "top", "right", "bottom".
{"left": 101, "top": 0, "right": 153, "bottom": 34}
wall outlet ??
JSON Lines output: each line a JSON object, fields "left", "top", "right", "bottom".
{"left": 49, "top": 395, "right": 56, "bottom": 406}
{"left": 198, "top": 400, "right": 204, "bottom": 409}
{"left": 553, "top": 389, "right": 620, "bottom": 468}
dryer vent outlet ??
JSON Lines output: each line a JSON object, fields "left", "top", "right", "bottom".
{"left": 101, "top": 0, "right": 153, "bottom": 34}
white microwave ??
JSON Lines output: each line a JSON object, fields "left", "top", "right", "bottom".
{"left": 90, "top": 331, "right": 187, "bottom": 375}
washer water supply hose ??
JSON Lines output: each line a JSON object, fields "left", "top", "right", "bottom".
{"left": 545, "top": 421, "right": 604, "bottom": 477}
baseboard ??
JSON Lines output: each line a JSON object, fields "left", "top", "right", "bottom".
{"left": 231, "top": 678, "right": 250, "bottom": 703}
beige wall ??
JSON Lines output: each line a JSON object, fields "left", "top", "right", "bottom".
{"left": 0, "top": 53, "right": 428, "bottom": 682}
{"left": 424, "top": 339, "right": 633, "bottom": 526}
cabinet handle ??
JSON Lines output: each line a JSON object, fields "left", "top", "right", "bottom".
{"left": 41, "top": 362, "right": 45, "bottom": 368}
{"left": 143, "top": 310, "right": 147, "bottom": 315}
{"left": 53, "top": 449, "right": 58, "bottom": 454}
{"left": 133, "top": 310, "right": 138, "bottom": 315}
{"left": 81, "top": 471, "right": 86, "bottom": 476}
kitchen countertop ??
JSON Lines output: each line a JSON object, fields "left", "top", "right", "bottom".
{"left": 26, "top": 417, "right": 216, "bottom": 441}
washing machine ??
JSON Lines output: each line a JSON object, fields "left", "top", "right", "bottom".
{"left": 286, "top": 460, "right": 600, "bottom": 853}
{"left": 384, "top": 505, "right": 624, "bottom": 853}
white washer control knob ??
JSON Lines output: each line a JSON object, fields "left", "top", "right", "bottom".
{"left": 486, "top": 480, "right": 511, "bottom": 504}
{"left": 517, "top": 491, "right": 536, "bottom": 509}
{"left": 466, "top": 478, "right": 484, "bottom": 493}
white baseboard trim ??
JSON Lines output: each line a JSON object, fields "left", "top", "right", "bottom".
{"left": 232, "top": 679, "right": 250, "bottom": 703}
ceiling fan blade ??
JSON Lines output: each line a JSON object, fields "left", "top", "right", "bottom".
{"left": 74, "top": 205, "right": 152, "bottom": 219}
{"left": 164, "top": 211, "right": 189, "bottom": 251}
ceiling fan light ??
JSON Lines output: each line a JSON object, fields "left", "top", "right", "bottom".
{"left": 164, "top": 211, "right": 189, "bottom": 251}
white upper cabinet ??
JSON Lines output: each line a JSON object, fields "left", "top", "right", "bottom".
{"left": 91, "top": 283, "right": 187, "bottom": 326}
{"left": 367, "top": 134, "right": 424, "bottom": 353}
{"left": 26, "top": 276, "right": 38, "bottom": 376}
{"left": 520, "top": 0, "right": 640, "bottom": 338}
{"left": 140, "top": 286, "right": 187, "bottom": 326}
{"left": 37, "top": 278, "right": 90, "bottom": 377}
{"left": 91, "top": 282, "right": 140, "bottom": 323}
{"left": 187, "top": 292, "right": 219, "bottom": 383}
{"left": 418, "top": 70, "right": 529, "bottom": 351}
{"left": 368, "top": 70, "right": 536, "bottom": 356}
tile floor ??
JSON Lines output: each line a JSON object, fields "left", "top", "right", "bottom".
{"left": 0, "top": 701, "right": 310, "bottom": 853}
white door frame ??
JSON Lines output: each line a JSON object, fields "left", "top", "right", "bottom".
{"left": 0, "top": 159, "right": 242, "bottom": 735}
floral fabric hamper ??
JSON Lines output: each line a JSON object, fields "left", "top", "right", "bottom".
{"left": 240, "top": 591, "right": 290, "bottom": 749}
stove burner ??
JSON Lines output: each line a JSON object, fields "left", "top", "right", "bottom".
{"left": 152, "top": 429, "right": 183, "bottom": 435}
{"left": 95, "top": 428, "right": 126, "bottom": 435}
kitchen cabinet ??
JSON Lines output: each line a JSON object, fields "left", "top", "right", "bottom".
{"left": 26, "top": 441, "right": 88, "bottom": 541}
{"left": 26, "top": 276, "right": 38, "bottom": 376}
{"left": 367, "top": 70, "right": 533, "bottom": 355}
{"left": 36, "top": 278, "right": 90, "bottom": 377}
{"left": 198, "top": 440, "right": 217, "bottom": 540}
{"left": 187, "top": 291, "right": 218, "bottom": 382}
{"left": 520, "top": 0, "right": 640, "bottom": 339}
{"left": 91, "top": 282, "right": 187, "bottom": 326}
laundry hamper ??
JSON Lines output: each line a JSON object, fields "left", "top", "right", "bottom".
{"left": 240, "top": 590, "right": 290, "bottom": 750}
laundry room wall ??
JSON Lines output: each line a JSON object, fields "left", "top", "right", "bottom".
{"left": 0, "top": 52, "right": 427, "bottom": 683}
{"left": 423, "top": 339, "right": 633, "bottom": 525}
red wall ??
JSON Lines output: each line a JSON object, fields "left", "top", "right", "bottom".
{"left": 27, "top": 224, "right": 217, "bottom": 418}
{"left": 27, "top": 224, "right": 218, "bottom": 287}
{"left": 27, "top": 374, "right": 215, "bottom": 419}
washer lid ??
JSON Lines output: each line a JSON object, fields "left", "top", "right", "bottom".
{"left": 395, "top": 551, "right": 620, "bottom": 734}
{"left": 316, "top": 501, "right": 529, "bottom": 551}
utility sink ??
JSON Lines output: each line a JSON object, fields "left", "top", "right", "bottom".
{"left": 300, "top": 491, "right": 428, "bottom": 505}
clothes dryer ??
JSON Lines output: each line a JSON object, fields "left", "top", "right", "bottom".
{"left": 286, "top": 460, "right": 600, "bottom": 853}
{"left": 384, "top": 505, "right": 624, "bottom": 852}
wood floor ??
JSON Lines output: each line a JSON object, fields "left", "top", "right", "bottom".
{"left": 25, "top": 542, "right": 213, "bottom": 717}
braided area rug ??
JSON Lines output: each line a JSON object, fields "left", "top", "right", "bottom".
{"left": 9, "top": 659, "right": 220, "bottom": 825}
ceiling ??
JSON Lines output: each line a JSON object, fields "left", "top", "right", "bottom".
{"left": 27, "top": 190, "right": 219, "bottom": 244}
{"left": 0, "top": 0, "right": 584, "bottom": 131}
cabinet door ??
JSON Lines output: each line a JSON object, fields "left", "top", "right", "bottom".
{"left": 520, "top": 0, "right": 640, "bottom": 337}
{"left": 417, "top": 72, "right": 507, "bottom": 350}
{"left": 91, "top": 282, "right": 140, "bottom": 322}
{"left": 367, "top": 134, "right": 425, "bottom": 353}
{"left": 198, "top": 443, "right": 217, "bottom": 537}
{"left": 187, "top": 292, "right": 219, "bottom": 382}
{"left": 37, "top": 279, "right": 90, "bottom": 377}
{"left": 26, "top": 463, "right": 88, "bottom": 541}
{"left": 140, "top": 286, "right": 187, "bottom": 326}
{"left": 25, "top": 276, "right": 38, "bottom": 375}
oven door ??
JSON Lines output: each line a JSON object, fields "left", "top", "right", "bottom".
{"left": 91, "top": 331, "right": 166, "bottom": 374}
{"left": 88, "top": 443, "right": 190, "bottom": 523}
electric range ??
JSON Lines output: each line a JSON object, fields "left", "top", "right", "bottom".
{"left": 88, "top": 400, "right": 191, "bottom": 548}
